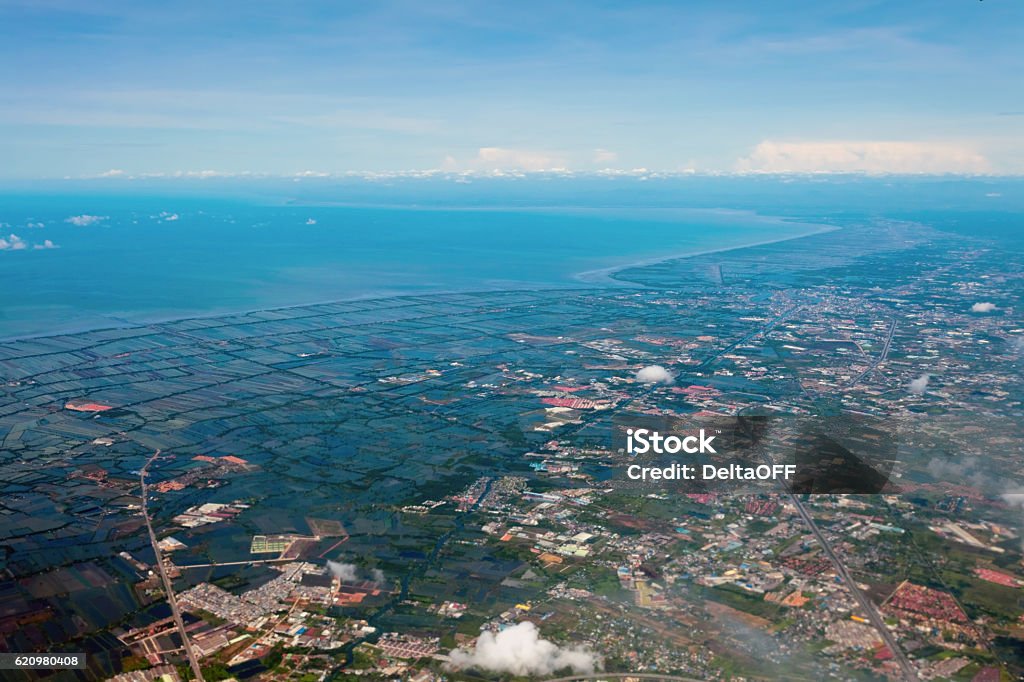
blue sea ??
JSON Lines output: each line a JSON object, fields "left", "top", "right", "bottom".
{"left": 2, "top": 176, "right": 1019, "bottom": 340}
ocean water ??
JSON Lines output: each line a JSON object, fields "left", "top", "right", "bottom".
{"left": 0, "top": 193, "right": 831, "bottom": 339}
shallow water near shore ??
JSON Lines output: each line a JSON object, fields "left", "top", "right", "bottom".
{"left": 0, "top": 197, "right": 827, "bottom": 339}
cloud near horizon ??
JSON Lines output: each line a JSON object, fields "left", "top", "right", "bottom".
{"left": 0, "top": 233, "right": 27, "bottom": 250}
{"left": 65, "top": 214, "right": 108, "bottom": 226}
{"left": 0, "top": 234, "right": 56, "bottom": 250}
{"left": 442, "top": 147, "right": 567, "bottom": 172}
{"left": 736, "top": 140, "right": 991, "bottom": 174}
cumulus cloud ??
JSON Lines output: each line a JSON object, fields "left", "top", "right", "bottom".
{"left": 180, "top": 170, "right": 219, "bottom": 178}
{"left": 327, "top": 560, "right": 384, "bottom": 585}
{"left": 0, "top": 233, "right": 27, "bottom": 250}
{"left": 998, "top": 489, "right": 1024, "bottom": 551}
{"left": 98, "top": 169, "right": 126, "bottom": 178}
{"left": 443, "top": 147, "right": 566, "bottom": 172}
{"left": 636, "top": 365, "right": 674, "bottom": 384}
{"left": 447, "top": 622, "right": 599, "bottom": 676}
{"left": 305, "top": 218, "right": 317, "bottom": 225}
{"left": 327, "top": 560, "right": 358, "bottom": 581}
{"left": 736, "top": 140, "right": 990, "bottom": 174}
{"left": 25, "top": 221, "right": 45, "bottom": 229}
{"left": 971, "top": 302, "right": 997, "bottom": 313}
{"left": 65, "top": 214, "right": 107, "bottom": 227}
{"left": 1, "top": 234, "right": 57, "bottom": 250}
{"left": 908, "top": 373, "right": 930, "bottom": 395}
{"left": 927, "top": 456, "right": 999, "bottom": 491}
{"left": 1002, "top": 490, "right": 1024, "bottom": 509}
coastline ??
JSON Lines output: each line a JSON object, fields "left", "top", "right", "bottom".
{"left": 574, "top": 224, "right": 839, "bottom": 284}
{"left": 0, "top": 218, "right": 839, "bottom": 345}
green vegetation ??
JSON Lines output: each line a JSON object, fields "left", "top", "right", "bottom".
{"left": 200, "top": 662, "right": 235, "bottom": 681}
{"left": 120, "top": 655, "right": 150, "bottom": 672}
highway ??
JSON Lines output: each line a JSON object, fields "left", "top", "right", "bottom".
{"left": 140, "top": 449, "right": 206, "bottom": 682}
{"left": 696, "top": 303, "right": 804, "bottom": 371}
{"left": 788, "top": 493, "right": 918, "bottom": 681}
{"left": 847, "top": 318, "right": 896, "bottom": 388}
{"left": 176, "top": 557, "right": 294, "bottom": 570}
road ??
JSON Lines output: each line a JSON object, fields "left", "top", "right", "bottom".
{"left": 175, "top": 557, "right": 294, "bottom": 570}
{"left": 847, "top": 318, "right": 896, "bottom": 388}
{"left": 696, "top": 302, "right": 804, "bottom": 371}
{"left": 788, "top": 493, "right": 918, "bottom": 681}
{"left": 140, "top": 449, "right": 206, "bottom": 682}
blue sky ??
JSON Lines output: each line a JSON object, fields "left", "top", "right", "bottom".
{"left": 1, "top": 0, "right": 1022, "bottom": 179}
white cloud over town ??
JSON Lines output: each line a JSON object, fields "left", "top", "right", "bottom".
{"left": 447, "top": 622, "right": 599, "bottom": 676}
{"left": 636, "top": 365, "right": 674, "bottom": 384}
{"left": 908, "top": 374, "right": 930, "bottom": 395}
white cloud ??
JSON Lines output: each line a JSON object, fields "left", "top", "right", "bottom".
{"left": 592, "top": 148, "right": 618, "bottom": 165}
{"left": 65, "top": 214, "right": 108, "bottom": 227}
{"left": 172, "top": 169, "right": 232, "bottom": 178}
{"left": 25, "top": 221, "right": 45, "bottom": 229}
{"left": 327, "top": 560, "right": 384, "bottom": 585}
{"left": 98, "top": 169, "right": 126, "bottom": 177}
{"left": 971, "top": 302, "right": 997, "bottom": 313}
{"left": 736, "top": 140, "right": 990, "bottom": 174}
{"left": 636, "top": 365, "right": 674, "bottom": 384}
{"left": 305, "top": 218, "right": 317, "bottom": 225}
{"left": 0, "top": 233, "right": 27, "bottom": 250}
{"left": 327, "top": 561, "right": 359, "bottom": 582}
{"left": 1, "top": 234, "right": 57, "bottom": 250}
{"left": 908, "top": 373, "right": 930, "bottom": 395}
{"left": 1002, "top": 490, "right": 1024, "bottom": 509}
{"left": 447, "top": 622, "right": 599, "bottom": 676}
{"left": 443, "top": 147, "right": 567, "bottom": 172}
